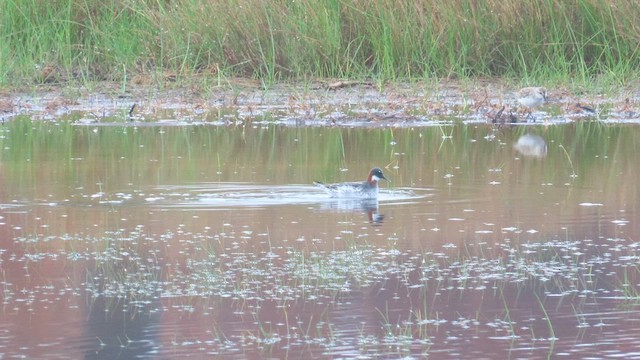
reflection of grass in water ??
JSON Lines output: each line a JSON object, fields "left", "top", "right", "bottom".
{"left": 2, "top": 119, "right": 639, "bottom": 195}
{"left": 1, "top": 119, "right": 391, "bottom": 194}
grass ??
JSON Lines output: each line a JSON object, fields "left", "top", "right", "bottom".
{"left": 1, "top": 0, "right": 639, "bottom": 88}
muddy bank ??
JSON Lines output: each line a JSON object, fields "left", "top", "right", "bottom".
{"left": 1, "top": 79, "right": 639, "bottom": 125}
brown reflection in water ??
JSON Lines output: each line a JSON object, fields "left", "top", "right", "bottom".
{"left": 0, "top": 212, "right": 87, "bottom": 359}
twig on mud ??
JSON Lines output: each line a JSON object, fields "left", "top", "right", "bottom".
{"left": 490, "top": 106, "right": 518, "bottom": 124}
{"left": 89, "top": 111, "right": 105, "bottom": 122}
{"left": 326, "top": 80, "right": 372, "bottom": 91}
{"left": 128, "top": 103, "right": 137, "bottom": 121}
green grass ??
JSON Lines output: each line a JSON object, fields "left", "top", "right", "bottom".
{"left": 1, "top": 0, "right": 639, "bottom": 87}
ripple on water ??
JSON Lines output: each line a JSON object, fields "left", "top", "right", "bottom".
{"left": 143, "top": 183, "right": 429, "bottom": 210}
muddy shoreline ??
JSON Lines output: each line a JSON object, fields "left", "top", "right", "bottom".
{"left": 1, "top": 79, "right": 639, "bottom": 125}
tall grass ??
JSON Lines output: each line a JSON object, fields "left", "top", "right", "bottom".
{"left": 1, "top": 0, "right": 639, "bottom": 86}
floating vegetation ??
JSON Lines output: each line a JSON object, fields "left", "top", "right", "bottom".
{"left": 4, "top": 225, "right": 639, "bottom": 357}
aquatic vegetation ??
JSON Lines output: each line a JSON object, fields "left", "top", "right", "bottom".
{"left": 5, "top": 225, "right": 640, "bottom": 358}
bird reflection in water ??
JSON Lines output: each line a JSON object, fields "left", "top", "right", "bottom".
{"left": 514, "top": 133, "right": 547, "bottom": 158}
{"left": 318, "top": 198, "right": 385, "bottom": 225}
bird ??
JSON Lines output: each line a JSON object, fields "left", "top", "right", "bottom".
{"left": 314, "top": 167, "right": 390, "bottom": 199}
{"left": 517, "top": 87, "right": 547, "bottom": 108}
{"left": 516, "top": 87, "right": 547, "bottom": 120}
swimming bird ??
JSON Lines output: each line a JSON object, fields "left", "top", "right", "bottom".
{"left": 314, "top": 167, "right": 389, "bottom": 199}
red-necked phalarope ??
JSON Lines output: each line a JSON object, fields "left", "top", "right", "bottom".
{"left": 314, "top": 167, "right": 390, "bottom": 199}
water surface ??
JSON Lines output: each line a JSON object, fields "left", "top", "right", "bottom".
{"left": 1, "top": 119, "right": 640, "bottom": 359}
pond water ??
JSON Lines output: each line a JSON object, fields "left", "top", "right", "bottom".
{"left": 1, "top": 118, "right": 640, "bottom": 359}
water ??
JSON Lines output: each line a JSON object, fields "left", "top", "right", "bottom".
{"left": 1, "top": 118, "right": 640, "bottom": 359}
